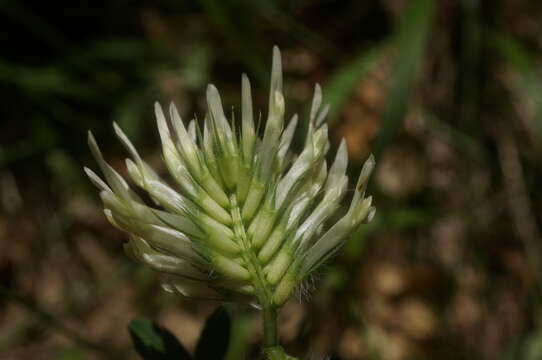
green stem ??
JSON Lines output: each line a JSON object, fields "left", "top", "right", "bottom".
{"left": 262, "top": 305, "right": 300, "bottom": 360}
{"left": 262, "top": 304, "right": 278, "bottom": 347}
{"left": 263, "top": 306, "right": 300, "bottom": 359}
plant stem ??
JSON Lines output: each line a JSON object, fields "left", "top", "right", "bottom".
{"left": 262, "top": 304, "right": 278, "bottom": 347}
{"left": 262, "top": 305, "right": 301, "bottom": 360}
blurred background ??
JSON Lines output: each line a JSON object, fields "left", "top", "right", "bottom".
{"left": 1, "top": 0, "right": 542, "bottom": 359}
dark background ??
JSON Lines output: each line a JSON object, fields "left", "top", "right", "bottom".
{"left": 1, "top": 0, "right": 542, "bottom": 359}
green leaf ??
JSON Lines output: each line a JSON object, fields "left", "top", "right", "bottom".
{"left": 194, "top": 307, "right": 231, "bottom": 360}
{"left": 128, "top": 317, "right": 192, "bottom": 360}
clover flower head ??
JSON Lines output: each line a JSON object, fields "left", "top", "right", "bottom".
{"left": 85, "top": 47, "right": 375, "bottom": 307}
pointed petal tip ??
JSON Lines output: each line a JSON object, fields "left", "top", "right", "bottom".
{"left": 83, "top": 167, "right": 95, "bottom": 181}
{"left": 270, "top": 47, "right": 283, "bottom": 93}
{"left": 359, "top": 153, "right": 376, "bottom": 176}
{"left": 112, "top": 122, "right": 129, "bottom": 142}
{"left": 112, "top": 122, "right": 141, "bottom": 161}
{"left": 206, "top": 84, "right": 224, "bottom": 108}
{"left": 154, "top": 101, "right": 163, "bottom": 113}
{"left": 169, "top": 102, "right": 183, "bottom": 122}
{"left": 207, "top": 83, "right": 218, "bottom": 94}
{"left": 242, "top": 73, "right": 251, "bottom": 90}
{"left": 87, "top": 131, "right": 101, "bottom": 156}
{"left": 364, "top": 154, "right": 376, "bottom": 173}
{"left": 336, "top": 139, "right": 348, "bottom": 162}
{"left": 367, "top": 152, "right": 376, "bottom": 164}
{"left": 367, "top": 207, "right": 376, "bottom": 222}
{"left": 315, "top": 104, "right": 330, "bottom": 127}
{"left": 112, "top": 121, "right": 123, "bottom": 136}
{"left": 154, "top": 103, "right": 166, "bottom": 122}
{"left": 85, "top": 166, "right": 112, "bottom": 192}
{"left": 274, "top": 91, "right": 285, "bottom": 110}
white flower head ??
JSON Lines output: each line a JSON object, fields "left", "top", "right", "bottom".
{"left": 85, "top": 46, "right": 375, "bottom": 307}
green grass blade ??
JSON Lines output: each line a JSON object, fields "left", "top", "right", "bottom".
{"left": 196, "top": 0, "right": 267, "bottom": 83}
{"left": 373, "top": 0, "right": 435, "bottom": 157}
{"left": 489, "top": 32, "right": 542, "bottom": 142}
{"left": 324, "top": 43, "right": 388, "bottom": 126}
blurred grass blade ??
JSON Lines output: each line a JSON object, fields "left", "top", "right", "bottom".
{"left": 128, "top": 318, "right": 192, "bottom": 360}
{"left": 373, "top": 0, "right": 435, "bottom": 157}
{"left": 457, "top": 0, "right": 481, "bottom": 128}
{"left": 0, "top": 286, "right": 106, "bottom": 354}
{"left": 324, "top": 43, "right": 388, "bottom": 125}
{"left": 250, "top": 0, "right": 340, "bottom": 60}
{"left": 0, "top": 1, "right": 72, "bottom": 51}
{"left": 194, "top": 307, "right": 231, "bottom": 360}
{"left": 196, "top": 0, "right": 267, "bottom": 83}
{"left": 0, "top": 61, "right": 87, "bottom": 96}
{"left": 114, "top": 92, "right": 148, "bottom": 141}
{"left": 53, "top": 347, "right": 87, "bottom": 360}
{"left": 489, "top": 32, "right": 542, "bottom": 142}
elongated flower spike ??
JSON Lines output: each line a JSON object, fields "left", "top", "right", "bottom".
{"left": 85, "top": 46, "right": 375, "bottom": 308}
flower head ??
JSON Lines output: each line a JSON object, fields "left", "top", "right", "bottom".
{"left": 85, "top": 47, "right": 375, "bottom": 307}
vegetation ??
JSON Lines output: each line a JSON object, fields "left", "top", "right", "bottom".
{"left": 1, "top": 0, "right": 542, "bottom": 359}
